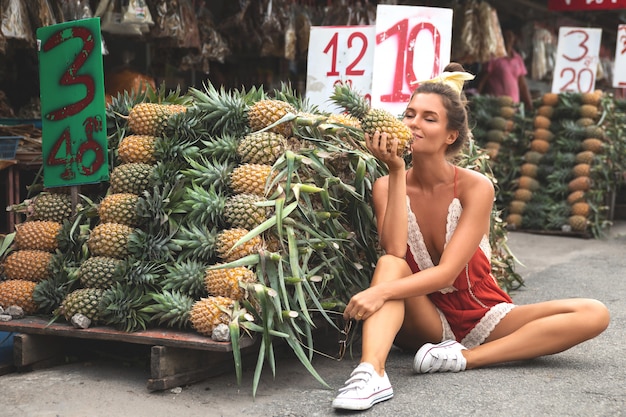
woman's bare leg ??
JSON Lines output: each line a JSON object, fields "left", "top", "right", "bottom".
{"left": 464, "top": 299, "right": 610, "bottom": 369}
{"left": 359, "top": 255, "right": 443, "bottom": 375}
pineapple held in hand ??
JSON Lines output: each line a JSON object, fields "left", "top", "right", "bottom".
{"left": 330, "top": 84, "right": 413, "bottom": 156}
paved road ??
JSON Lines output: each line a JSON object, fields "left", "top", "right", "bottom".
{"left": 1, "top": 223, "right": 625, "bottom": 417}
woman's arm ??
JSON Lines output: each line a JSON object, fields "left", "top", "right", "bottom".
{"left": 368, "top": 132, "right": 409, "bottom": 258}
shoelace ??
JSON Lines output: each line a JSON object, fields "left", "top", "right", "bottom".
{"left": 338, "top": 367, "right": 373, "bottom": 393}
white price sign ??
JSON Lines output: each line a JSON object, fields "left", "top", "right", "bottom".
{"left": 551, "top": 27, "right": 602, "bottom": 93}
{"left": 613, "top": 24, "right": 626, "bottom": 89}
{"left": 305, "top": 26, "right": 375, "bottom": 113}
{"left": 371, "top": 5, "right": 453, "bottom": 116}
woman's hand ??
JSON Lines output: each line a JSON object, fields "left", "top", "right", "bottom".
{"left": 343, "top": 286, "right": 385, "bottom": 321}
{"left": 365, "top": 131, "right": 405, "bottom": 171}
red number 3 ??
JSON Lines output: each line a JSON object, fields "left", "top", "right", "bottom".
{"left": 43, "top": 27, "right": 95, "bottom": 121}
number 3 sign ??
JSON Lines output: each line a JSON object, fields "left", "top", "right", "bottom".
{"left": 551, "top": 27, "right": 602, "bottom": 94}
{"left": 37, "top": 18, "right": 109, "bottom": 188}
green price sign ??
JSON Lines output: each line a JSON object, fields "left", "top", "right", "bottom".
{"left": 37, "top": 18, "right": 109, "bottom": 188}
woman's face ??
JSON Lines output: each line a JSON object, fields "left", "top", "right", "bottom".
{"left": 402, "top": 92, "right": 457, "bottom": 154}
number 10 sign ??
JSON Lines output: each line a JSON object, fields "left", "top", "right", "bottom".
{"left": 371, "top": 5, "right": 453, "bottom": 117}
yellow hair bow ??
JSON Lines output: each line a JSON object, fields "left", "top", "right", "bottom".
{"left": 412, "top": 71, "right": 475, "bottom": 95}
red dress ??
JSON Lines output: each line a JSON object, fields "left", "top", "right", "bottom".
{"left": 405, "top": 170, "right": 515, "bottom": 348}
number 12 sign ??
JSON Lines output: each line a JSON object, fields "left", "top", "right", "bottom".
{"left": 37, "top": 17, "right": 109, "bottom": 188}
{"left": 305, "top": 26, "right": 376, "bottom": 113}
{"left": 551, "top": 27, "right": 602, "bottom": 94}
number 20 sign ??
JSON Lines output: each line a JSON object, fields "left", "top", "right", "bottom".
{"left": 551, "top": 27, "right": 602, "bottom": 94}
{"left": 37, "top": 18, "right": 109, "bottom": 188}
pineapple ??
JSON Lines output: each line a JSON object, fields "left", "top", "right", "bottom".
{"left": 533, "top": 115, "right": 551, "bottom": 129}
{"left": 77, "top": 256, "right": 124, "bottom": 289}
{"left": 520, "top": 163, "right": 539, "bottom": 178}
{"left": 499, "top": 106, "right": 516, "bottom": 119}
{"left": 15, "top": 221, "right": 62, "bottom": 252}
{"left": 128, "top": 102, "right": 187, "bottom": 136}
{"left": 567, "top": 190, "right": 586, "bottom": 205}
{"left": 248, "top": 99, "right": 296, "bottom": 137}
{"left": 230, "top": 164, "right": 275, "bottom": 196}
{"left": 0, "top": 279, "right": 38, "bottom": 313}
{"left": 486, "top": 129, "right": 505, "bottom": 143}
{"left": 536, "top": 105, "right": 554, "bottom": 118}
{"left": 205, "top": 264, "right": 256, "bottom": 300}
{"left": 162, "top": 260, "right": 209, "bottom": 299}
{"left": 330, "top": 84, "right": 413, "bottom": 156}
{"left": 508, "top": 201, "right": 526, "bottom": 215}
{"left": 568, "top": 176, "right": 591, "bottom": 192}
{"left": 505, "top": 214, "right": 523, "bottom": 229}
{"left": 327, "top": 113, "right": 362, "bottom": 129}
{"left": 581, "top": 138, "right": 604, "bottom": 153}
{"left": 3, "top": 250, "right": 53, "bottom": 282}
{"left": 584, "top": 125, "right": 604, "bottom": 140}
{"left": 513, "top": 188, "right": 534, "bottom": 202}
{"left": 533, "top": 128, "right": 554, "bottom": 142}
{"left": 530, "top": 139, "right": 550, "bottom": 154}
{"left": 87, "top": 223, "right": 134, "bottom": 259}
{"left": 575, "top": 150, "right": 595, "bottom": 165}
{"left": 571, "top": 202, "right": 590, "bottom": 217}
{"left": 31, "top": 192, "right": 72, "bottom": 223}
{"left": 143, "top": 290, "right": 194, "bottom": 329}
{"left": 189, "top": 295, "right": 235, "bottom": 336}
{"left": 173, "top": 225, "right": 262, "bottom": 263}
{"left": 223, "top": 193, "right": 269, "bottom": 230}
{"left": 237, "top": 131, "right": 288, "bottom": 165}
{"left": 568, "top": 215, "right": 588, "bottom": 232}
{"left": 524, "top": 151, "right": 544, "bottom": 165}
{"left": 99, "top": 283, "right": 151, "bottom": 332}
{"left": 518, "top": 176, "right": 540, "bottom": 191}
{"left": 98, "top": 193, "right": 140, "bottom": 226}
{"left": 109, "top": 162, "right": 154, "bottom": 195}
{"left": 488, "top": 116, "right": 507, "bottom": 131}
{"left": 572, "top": 163, "right": 591, "bottom": 178}
{"left": 542, "top": 93, "right": 559, "bottom": 106}
{"left": 118, "top": 134, "right": 157, "bottom": 164}
{"left": 60, "top": 288, "right": 105, "bottom": 322}
{"left": 579, "top": 104, "right": 599, "bottom": 119}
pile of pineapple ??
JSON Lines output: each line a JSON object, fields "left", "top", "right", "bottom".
{"left": 503, "top": 90, "right": 619, "bottom": 236}
{"left": 0, "top": 82, "right": 524, "bottom": 392}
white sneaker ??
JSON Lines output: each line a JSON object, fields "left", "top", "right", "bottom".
{"left": 332, "top": 362, "right": 394, "bottom": 410}
{"left": 413, "top": 340, "right": 467, "bottom": 373}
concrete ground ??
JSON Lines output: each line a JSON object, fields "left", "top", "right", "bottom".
{"left": 1, "top": 222, "right": 625, "bottom": 417}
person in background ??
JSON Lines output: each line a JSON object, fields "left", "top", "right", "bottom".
{"left": 331, "top": 63, "right": 609, "bottom": 411}
{"left": 478, "top": 29, "right": 534, "bottom": 111}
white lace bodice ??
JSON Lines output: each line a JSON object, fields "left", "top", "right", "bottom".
{"left": 406, "top": 196, "right": 491, "bottom": 293}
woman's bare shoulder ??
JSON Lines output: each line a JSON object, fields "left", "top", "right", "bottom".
{"left": 457, "top": 166, "right": 494, "bottom": 195}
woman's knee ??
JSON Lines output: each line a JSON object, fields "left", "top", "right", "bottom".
{"left": 579, "top": 298, "right": 610, "bottom": 334}
{"left": 372, "top": 254, "right": 411, "bottom": 285}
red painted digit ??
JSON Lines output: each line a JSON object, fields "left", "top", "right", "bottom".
{"left": 621, "top": 35, "right": 626, "bottom": 55}
{"left": 43, "top": 27, "right": 95, "bottom": 121}
{"left": 558, "top": 67, "right": 577, "bottom": 92}
{"left": 46, "top": 128, "right": 75, "bottom": 180}
{"left": 345, "top": 32, "right": 367, "bottom": 76}
{"left": 377, "top": 19, "right": 410, "bottom": 103}
{"left": 78, "top": 116, "right": 105, "bottom": 175}
{"left": 406, "top": 22, "right": 441, "bottom": 88}
{"left": 576, "top": 68, "right": 595, "bottom": 93}
{"left": 563, "top": 29, "right": 589, "bottom": 62}
{"left": 324, "top": 32, "right": 340, "bottom": 77}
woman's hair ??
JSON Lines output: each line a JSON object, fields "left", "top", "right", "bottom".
{"left": 411, "top": 62, "right": 471, "bottom": 156}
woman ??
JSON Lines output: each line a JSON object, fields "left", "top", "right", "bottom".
{"left": 331, "top": 64, "right": 610, "bottom": 411}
